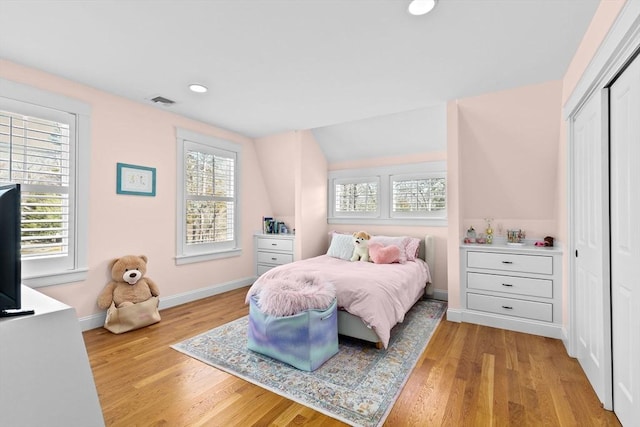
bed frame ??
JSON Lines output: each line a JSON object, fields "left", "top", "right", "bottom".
{"left": 337, "top": 235, "right": 435, "bottom": 348}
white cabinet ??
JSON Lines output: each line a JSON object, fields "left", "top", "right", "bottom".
{"left": 460, "top": 243, "right": 562, "bottom": 338}
{"left": 255, "top": 233, "right": 295, "bottom": 275}
{"left": 0, "top": 286, "right": 104, "bottom": 427}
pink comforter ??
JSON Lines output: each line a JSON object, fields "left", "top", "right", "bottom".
{"left": 248, "top": 255, "right": 431, "bottom": 348}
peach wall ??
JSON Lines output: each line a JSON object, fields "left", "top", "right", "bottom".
{"left": 458, "top": 80, "right": 562, "bottom": 240}
{"left": 446, "top": 100, "right": 461, "bottom": 308}
{"left": 254, "top": 131, "right": 296, "bottom": 229}
{"left": 0, "top": 59, "right": 272, "bottom": 318}
{"left": 296, "top": 130, "right": 328, "bottom": 259}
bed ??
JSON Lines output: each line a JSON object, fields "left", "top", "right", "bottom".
{"left": 247, "top": 234, "right": 435, "bottom": 349}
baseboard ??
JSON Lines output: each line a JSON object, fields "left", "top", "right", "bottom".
{"left": 79, "top": 276, "right": 256, "bottom": 331}
{"left": 459, "top": 309, "right": 563, "bottom": 339}
{"left": 446, "top": 308, "right": 463, "bottom": 322}
{"left": 432, "top": 288, "right": 448, "bottom": 302}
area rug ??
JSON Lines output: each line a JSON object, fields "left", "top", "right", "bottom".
{"left": 171, "top": 299, "right": 447, "bottom": 427}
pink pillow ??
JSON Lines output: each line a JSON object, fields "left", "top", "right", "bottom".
{"left": 370, "top": 235, "right": 420, "bottom": 261}
{"left": 369, "top": 242, "right": 405, "bottom": 264}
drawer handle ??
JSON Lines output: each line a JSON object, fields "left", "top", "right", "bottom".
{"left": 271, "top": 257, "right": 277, "bottom": 261}
{"left": 502, "top": 261, "right": 513, "bottom": 264}
{"left": 271, "top": 243, "right": 277, "bottom": 246}
{"left": 502, "top": 306, "right": 513, "bottom": 310}
{"left": 502, "top": 283, "right": 513, "bottom": 287}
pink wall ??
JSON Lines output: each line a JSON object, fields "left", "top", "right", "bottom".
{"left": 0, "top": 59, "right": 272, "bottom": 318}
{"left": 458, "top": 80, "right": 562, "bottom": 240}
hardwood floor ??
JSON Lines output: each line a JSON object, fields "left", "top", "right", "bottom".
{"left": 83, "top": 287, "right": 621, "bottom": 426}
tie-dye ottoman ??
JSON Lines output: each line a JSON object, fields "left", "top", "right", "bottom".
{"left": 247, "top": 295, "right": 338, "bottom": 371}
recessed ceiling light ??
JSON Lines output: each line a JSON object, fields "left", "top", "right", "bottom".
{"left": 189, "top": 83, "right": 208, "bottom": 93}
{"left": 408, "top": 0, "right": 437, "bottom": 16}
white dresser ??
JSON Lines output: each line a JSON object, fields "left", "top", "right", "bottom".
{"left": 255, "top": 233, "right": 295, "bottom": 276}
{"left": 459, "top": 242, "right": 563, "bottom": 338}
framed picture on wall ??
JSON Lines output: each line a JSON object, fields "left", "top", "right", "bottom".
{"left": 116, "top": 163, "right": 156, "bottom": 196}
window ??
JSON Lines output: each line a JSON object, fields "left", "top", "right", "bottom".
{"left": 334, "top": 177, "right": 379, "bottom": 216}
{"left": 176, "top": 128, "right": 241, "bottom": 264}
{"left": 0, "top": 78, "right": 90, "bottom": 287}
{"left": 328, "top": 161, "right": 446, "bottom": 226}
{"left": 391, "top": 175, "right": 446, "bottom": 217}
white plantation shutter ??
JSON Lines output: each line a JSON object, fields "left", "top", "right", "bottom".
{"left": 391, "top": 175, "right": 446, "bottom": 217}
{"left": 0, "top": 111, "right": 72, "bottom": 259}
{"left": 185, "top": 144, "right": 235, "bottom": 245}
{"left": 334, "top": 178, "right": 378, "bottom": 215}
{"left": 176, "top": 128, "right": 241, "bottom": 264}
{"left": 328, "top": 162, "right": 446, "bottom": 226}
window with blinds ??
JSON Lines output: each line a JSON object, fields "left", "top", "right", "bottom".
{"left": 392, "top": 176, "right": 446, "bottom": 216}
{"left": 335, "top": 181, "right": 378, "bottom": 214}
{"left": 176, "top": 128, "right": 241, "bottom": 264}
{"left": 328, "top": 161, "right": 447, "bottom": 226}
{"left": 0, "top": 110, "right": 72, "bottom": 259}
{"left": 185, "top": 148, "right": 235, "bottom": 245}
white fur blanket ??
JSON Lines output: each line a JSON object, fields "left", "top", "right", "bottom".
{"left": 246, "top": 273, "right": 336, "bottom": 317}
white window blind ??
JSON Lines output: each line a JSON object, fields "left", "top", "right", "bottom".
{"left": 335, "top": 180, "right": 378, "bottom": 214}
{"left": 392, "top": 176, "right": 446, "bottom": 215}
{"left": 0, "top": 110, "right": 72, "bottom": 259}
{"left": 328, "top": 161, "right": 447, "bottom": 226}
{"left": 185, "top": 146, "right": 235, "bottom": 245}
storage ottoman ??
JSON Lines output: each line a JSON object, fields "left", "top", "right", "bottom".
{"left": 247, "top": 295, "right": 339, "bottom": 371}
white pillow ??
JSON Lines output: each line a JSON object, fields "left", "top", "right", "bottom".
{"left": 326, "top": 232, "right": 354, "bottom": 260}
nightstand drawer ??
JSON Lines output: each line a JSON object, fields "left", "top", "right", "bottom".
{"left": 257, "top": 238, "right": 294, "bottom": 252}
{"left": 467, "top": 293, "right": 553, "bottom": 322}
{"left": 467, "top": 251, "right": 553, "bottom": 275}
{"left": 467, "top": 272, "right": 553, "bottom": 298}
{"left": 257, "top": 251, "right": 293, "bottom": 265}
{"left": 257, "top": 264, "right": 275, "bottom": 275}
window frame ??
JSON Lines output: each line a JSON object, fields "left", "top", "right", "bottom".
{"left": 0, "top": 78, "right": 90, "bottom": 287}
{"left": 328, "top": 161, "right": 447, "bottom": 226}
{"left": 175, "top": 128, "right": 242, "bottom": 265}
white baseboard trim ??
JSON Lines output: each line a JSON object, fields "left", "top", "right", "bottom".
{"left": 446, "top": 308, "right": 463, "bottom": 322}
{"left": 79, "top": 276, "right": 256, "bottom": 331}
{"left": 457, "top": 309, "right": 563, "bottom": 339}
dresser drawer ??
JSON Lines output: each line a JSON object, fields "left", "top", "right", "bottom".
{"left": 467, "top": 272, "right": 553, "bottom": 298}
{"left": 257, "top": 251, "right": 293, "bottom": 265}
{"left": 467, "top": 293, "right": 553, "bottom": 322}
{"left": 257, "top": 264, "right": 275, "bottom": 275}
{"left": 467, "top": 251, "right": 553, "bottom": 275}
{"left": 257, "top": 238, "right": 294, "bottom": 252}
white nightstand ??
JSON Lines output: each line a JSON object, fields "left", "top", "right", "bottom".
{"left": 459, "top": 242, "right": 563, "bottom": 338}
{"left": 255, "top": 233, "right": 295, "bottom": 276}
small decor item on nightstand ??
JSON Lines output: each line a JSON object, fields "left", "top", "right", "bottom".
{"left": 507, "top": 229, "right": 526, "bottom": 245}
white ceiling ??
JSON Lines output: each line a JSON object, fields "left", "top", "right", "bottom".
{"left": 0, "top": 0, "right": 600, "bottom": 163}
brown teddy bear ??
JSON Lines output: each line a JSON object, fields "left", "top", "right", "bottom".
{"left": 97, "top": 254, "right": 160, "bottom": 309}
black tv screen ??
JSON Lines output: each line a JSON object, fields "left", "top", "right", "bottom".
{"left": 0, "top": 182, "right": 22, "bottom": 312}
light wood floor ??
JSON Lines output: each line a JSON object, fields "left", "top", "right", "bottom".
{"left": 83, "top": 287, "right": 621, "bottom": 426}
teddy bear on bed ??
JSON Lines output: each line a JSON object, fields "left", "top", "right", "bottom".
{"left": 350, "top": 231, "right": 371, "bottom": 262}
{"left": 97, "top": 254, "right": 160, "bottom": 309}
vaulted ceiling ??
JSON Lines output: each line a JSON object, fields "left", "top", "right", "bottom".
{"left": 0, "top": 0, "right": 600, "bottom": 162}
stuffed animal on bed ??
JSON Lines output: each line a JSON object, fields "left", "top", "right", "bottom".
{"left": 97, "top": 254, "right": 160, "bottom": 309}
{"left": 350, "top": 231, "right": 371, "bottom": 262}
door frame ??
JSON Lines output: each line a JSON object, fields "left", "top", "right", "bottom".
{"left": 566, "top": 1, "right": 640, "bottom": 410}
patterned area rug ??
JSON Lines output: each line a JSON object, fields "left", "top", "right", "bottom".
{"left": 171, "top": 299, "right": 447, "bottom": 427}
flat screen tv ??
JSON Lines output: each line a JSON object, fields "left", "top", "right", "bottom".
{"left": 0, "top": 182, "right": 32, "bottom": 317}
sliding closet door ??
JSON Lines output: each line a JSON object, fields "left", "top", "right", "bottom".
{"left": 610, "top": 53, "right": 640, "bottom": 426}
{"left": 571, "top": 92, "right": 611, "bottom": 407}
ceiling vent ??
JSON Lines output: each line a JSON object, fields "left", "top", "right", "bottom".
{"left": 149, "top": 96, "right": 175, "bottom": 106}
